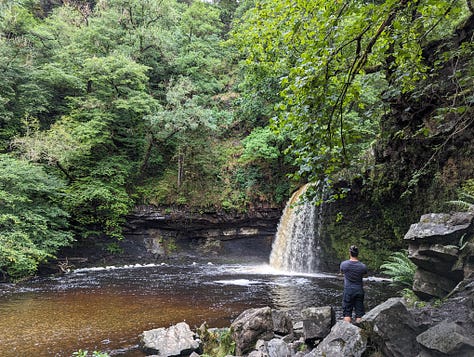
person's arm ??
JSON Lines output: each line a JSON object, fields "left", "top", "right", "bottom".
{"left": 339, "top": 261, "right": 345, "bottom": 276}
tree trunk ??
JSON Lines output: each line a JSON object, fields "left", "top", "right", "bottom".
{"left": 177, "top": 150, "right": 184, "bottom": 188}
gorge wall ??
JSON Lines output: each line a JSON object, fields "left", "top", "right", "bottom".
{"left": 122, "top": 205, "right": 282, "bottom": 262}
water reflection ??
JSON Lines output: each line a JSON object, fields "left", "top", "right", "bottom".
{"left": 0, "top": 263, "right": 397, "bottom": 356}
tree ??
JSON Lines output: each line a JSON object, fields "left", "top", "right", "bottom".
{"left": 177, "top": 0, "right": 229, "bottom": 95}
{"left": 0, "top": 2, "right": 50, "bottom": 148}
{"left": 0, "top": 154, "right": 73, "bottom": 280}
{"left": 14, "top": 53, "right": 158, "bottom": 238}
{"left": 6, "top": 1, "right": 163, "bottom": 238}
{"left": 232, "top": 0, "right": 471, "bottom": 187}
{"left": 143, "top": 77, "right": 218, "bottom": 187}
{"left": 236, "top": 126, "right": 291, "bottom": 204}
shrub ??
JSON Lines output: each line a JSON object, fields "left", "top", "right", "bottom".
{"left": 197, "top": 324, "right": 235, "bottom": 357}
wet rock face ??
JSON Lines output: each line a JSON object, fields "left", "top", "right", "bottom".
{"left": 404, "top": 212, "right": 474, "bottom": 299}
{"left": 122, "top": 206, "right": 282, "bottom": 260}
{"left": 125, "top": 205, "right": 282, "bottom": 241}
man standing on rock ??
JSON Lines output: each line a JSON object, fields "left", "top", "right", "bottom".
{"left": 340, "top": 245, "right": 368, "bottom": 324}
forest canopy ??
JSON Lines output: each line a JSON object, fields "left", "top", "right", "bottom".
{"left": 0, "top": 0, "right": 473, "bottom": 279}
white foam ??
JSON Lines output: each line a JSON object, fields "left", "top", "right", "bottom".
{"left": 216, "top": 264, "right": 337, "bottom": 278}
{"left": 213, "top": 279, "right": 260, "bottom": 286}
{"left": 364, "top": 276, "right": 392, "bottom": 282}
{"left": 72, "top": 263, "right": 159, "bottom": 273}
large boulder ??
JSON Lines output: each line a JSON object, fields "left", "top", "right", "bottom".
{"left": 412, "top": 268, "right": 459, "bottom": 299}
{"left": 404, "top": 212, "right": 474, "bottom": 244}
{"left": 267, "top": 338, "right": 291, "bottom": 357}
{"left": 140, "top": 322, "right": 200, "bottom": 356}
{"left": 301, "top": 306, "right": 335, "bottom": 341}
{"left": 361, "top": 298, "right": 420, "bottom": 357}
{"left": 405, "top": 212, "right": 474, "bottom": 299}
{"left": 409, "top": 278, "right": 474, "bottom": 356}
{"left": 312, "top": 321, "right": 366, "bottom": 357}
{"left": 416, "top": 320, "right": 474, "bottom": 356}
{"left": 408, "top": 243, "right": 462, "bottom": 279}
{"left": 231, "top": 306, "right": 274, "bottom": 355}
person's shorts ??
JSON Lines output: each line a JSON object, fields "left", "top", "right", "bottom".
{"left": 342, "top": 287, "right": 365, "bottom": 318}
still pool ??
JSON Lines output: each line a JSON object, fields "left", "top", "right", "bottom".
{"left": 0, "top": 263, "right": 398, "bottom": 356}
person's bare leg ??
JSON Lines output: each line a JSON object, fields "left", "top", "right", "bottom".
{"left": 344, "top": 316, "right": 352, "bottom": 323}
{"left": 355, "top": 317, "right": 362, "bottom": 323}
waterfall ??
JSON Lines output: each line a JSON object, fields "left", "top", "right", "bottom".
{"left": 269, "top": 184, "right": 323, "bottom": 273}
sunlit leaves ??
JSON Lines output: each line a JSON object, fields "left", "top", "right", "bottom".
{"left": 233, "top": 0, "right": 469, "bottom": 184}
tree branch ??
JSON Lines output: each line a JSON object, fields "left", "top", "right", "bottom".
{"left": 327, "top": 0, "right": 409, "bottom": 154}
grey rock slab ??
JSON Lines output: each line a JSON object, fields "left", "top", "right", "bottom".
{"left": 404, "top": 212, "right": 474, "bottom": 244}
{"left": 231, "top": 306, "right": 274, "bottom": 356}
{"left": 416, "top": 320, "right": 474, "bottom": 356}
{"left": 361, "top": 297, "right": 420, "bottom": 357}
{"left": 140, "top": 322, "right": 199, "bottom": 356}
{"left": 313, "top": 321, "right": 367, "bottom": 357}
{"left": 301, "top": 306, "right": 335, "bottom": 340}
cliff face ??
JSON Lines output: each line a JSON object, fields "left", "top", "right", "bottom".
{"left": 122, "top": 205, "right": 282, "bottom": 261}
{"left": 125, "top": 205, "right": 282, "bottom": 240}
{"left": 373, "top": 14, "right": 474, "bottom": 203}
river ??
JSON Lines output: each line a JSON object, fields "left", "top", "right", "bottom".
{"left": 0, "top": 261, "right": 397, "bottom": 356}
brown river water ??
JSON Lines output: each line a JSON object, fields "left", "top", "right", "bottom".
{"left": 0, "top": 262, "right": 398, "bottom": 356}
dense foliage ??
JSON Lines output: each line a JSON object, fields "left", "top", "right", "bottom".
{"left": 0, "top": 0, "right": 291, "bottom": 279}
{"left": 232, "top": 0, "right": 472, "bottom": 187}
{"left": 231, "top": 0, "right": 474, "bottom": 265}
{"left": 0, "top": 0, "right": 473, "bottom": 279}
{"left": 0, "top": 154, "right": 72, "bottom": 280}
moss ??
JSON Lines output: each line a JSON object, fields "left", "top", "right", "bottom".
{"left": 321, "top": 169, "right": 459, "bottom": 272}
{"left": 322, "top": 192, "right": 408, "bottom": 271}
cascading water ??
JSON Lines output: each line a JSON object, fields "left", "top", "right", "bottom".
{"left": 269, "top": 184, "right": 323, "bottom": 273}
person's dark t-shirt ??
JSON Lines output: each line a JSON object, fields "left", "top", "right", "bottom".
{"left": 340, "top": 260, "right": 368, "bottom": 289}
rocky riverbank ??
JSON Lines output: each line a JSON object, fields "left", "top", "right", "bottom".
{"left": 137, "top": 210, "right": 474, "bottom": 356}
{"left": 138, "top": 278, "right": 473, "bottom": 356}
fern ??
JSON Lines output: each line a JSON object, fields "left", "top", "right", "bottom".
{"left": 446, "top": 200, "right": 474, "bottom": 211}
{"left": 380, "top": 251, "right": 416, "bottom": 288}
{"left": 446, "top": 180, "right": 474, "bottom": 211}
